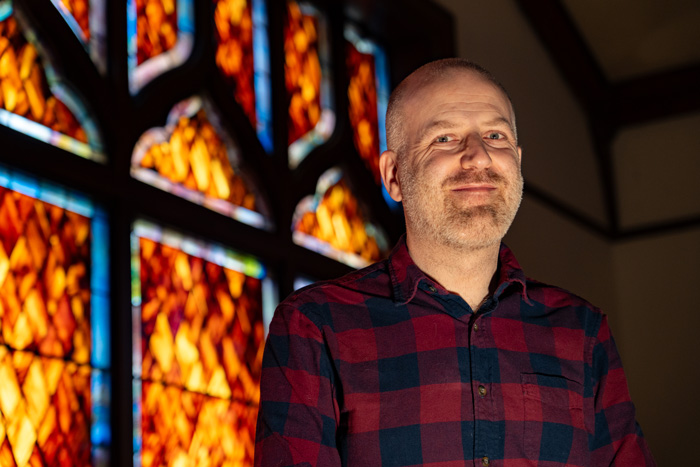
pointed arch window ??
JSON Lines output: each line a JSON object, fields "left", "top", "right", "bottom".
{"left": 345, "top": 24, "right": 400, "bottom": 210}
{"left": 0, "top": 3, "right": 105, "bottom": 161}
{"left": 131, "top": 95, "right": 271, "bottom": 230}
{"left": 131, "top": 220, "right": 275, "bottom": 467}
{"left": 50, "top": 0, "right": 107, "bottom": 74}
{"left": 285, "top": 0, "right": 335, "bottom": 168}
{"left": 214, "top": 0, "right": 273, "bottom": 153}
{"left": 345, "top": 24, "right": 390, "bottom": 184}
{"left": 292, "top": 167, "right": 389, "bottom": 268}
{"left": 127, "top": 0, "right": 194, "bottom": 94}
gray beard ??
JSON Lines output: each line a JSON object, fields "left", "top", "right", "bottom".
{"left": 401, "top": 167, "right": 523, "bottom": 252}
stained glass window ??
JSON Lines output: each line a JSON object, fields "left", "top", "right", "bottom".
{"left": 0, "top": 2, "right": 105, "bottom": 162}
{"left": 285, "top": 0, "right": 334, "bottom": 168}
{"left": 344, "top": 25, "right": 399, "bottom": 211}
{"left": 345, "top": 25, "right": 389, "bottom": 184}
{"left": 50, "top": 0, "right": 107, "bottom": 74}
{"left": 127, "top": 0, "right": 194, "bottom": 94}
{"left": 214, "top": 0, "right": 273, "bottom": 153}
{"left": 131, "top": 95, "right": 271, "bottom": 230}
{"left": 131, "top": 220, "right": 275, "bottom": 467}
{"left": 292, "top": 167, "right": 389, "bottom": 268}
{"left": 0, "top": 164, "right": 111, "bottom": 467}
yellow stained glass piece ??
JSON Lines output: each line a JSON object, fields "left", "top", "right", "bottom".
{"left": 8, "top": 413, "right": 36, "bottom": 467}
{"left": 0, "top": 242, "right": 9, "bottom": 286}
{"left": 0, "top": 355, "right": 22, "bottom": 418}
{"left": 24, "top": 289, "right": 48, "bottom": 342}
{"left": 207, "top": 366, "right": 231, "bottom": 399}
{"left": 150, "top": 312, "right": 175, "bottom": 374}
{"left": 23, "top": 358, "right": 49, "bottom": 428}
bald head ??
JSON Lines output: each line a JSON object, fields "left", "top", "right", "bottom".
{"left": 386, "top": 59, "right": 515, "bottom": 159}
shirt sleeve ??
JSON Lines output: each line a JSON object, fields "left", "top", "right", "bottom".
{"left": 254, "top": 303, "right": 341, "bottom": 467}
{"left": 590, "top": 315, "right": 656, "bottom": 466}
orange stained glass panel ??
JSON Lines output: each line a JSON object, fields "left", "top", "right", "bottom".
{"left": 140, "top": 381, "right": 256, "bottom": 467}
{"left": 0, "top": 346, "right": 93, "bottom": 467}
{"left": 284, "top": 0, "right": 322, "bottom": 145}
{"left": 138, "top": 237, "right": 265, "bottom": 403}
{"left": 59, "top": 0, "right": 90, "bottom": 40}
{"left": 293, "top": 173, "right": 385, "bottom": 264}
{"left": 0, "top": 187, "right": 91, "bottom": 364}
{"left": 137, "top": 0, "right": 179, "bottom": 65}
{"left": 346, "top": 41, "right": 381, "bottom": 184}
{"left": 214, "top": 0, "right": 256, "bottom": 127}
{"left": 136, "top": 106, "right": 258, "bottom": 213}
{"left": 137, "top": 236, "right": 264, "bottom": 466}
{"left": 0, "top": 15, "right": 87, "bottom": 143}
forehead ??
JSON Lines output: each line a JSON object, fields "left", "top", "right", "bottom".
{"left": 403, "top": 70, "right": 515, "bottom": 126}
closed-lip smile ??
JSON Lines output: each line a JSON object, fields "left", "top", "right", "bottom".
{"left": 451, "top": 184, "right": 497, "bottom": 192}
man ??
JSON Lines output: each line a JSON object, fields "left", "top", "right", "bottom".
{"left": 255, "top": 59, "right": 655, "bottom": 466}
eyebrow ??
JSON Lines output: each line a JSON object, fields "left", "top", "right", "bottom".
{"left": 417, "top": 120, "right": 457, "bottom": 143}
{"left": 482, "top": 117, "right": 517, "bottom": 136}
{"left": 417, "top": 116, "right": 517, "bottom": 143}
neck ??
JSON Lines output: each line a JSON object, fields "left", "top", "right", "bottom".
{"left": 406, "top": 233, "right": 500, "bottom": 311}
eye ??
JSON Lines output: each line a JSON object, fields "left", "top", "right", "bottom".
{"left": 486, "top": 132, "right": 504, "bottom": 140}
{"left": 435, "top": 135, "right": 452, "bottom": 143}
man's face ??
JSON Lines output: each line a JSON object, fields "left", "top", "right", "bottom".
{"left": 391, "top": 70, "right": 523, "bottom": 251}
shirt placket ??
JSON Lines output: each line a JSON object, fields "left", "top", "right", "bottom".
{"left": 470, "top": 300, "right": 496, "bottom": 467}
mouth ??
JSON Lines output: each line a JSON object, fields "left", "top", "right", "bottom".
{"left": 451, "top": 184, "right": 497, "bottom": 193}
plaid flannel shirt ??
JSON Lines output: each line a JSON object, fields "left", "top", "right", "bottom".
{"left": 255, "top": 237, "right": 655, "bottom": 466}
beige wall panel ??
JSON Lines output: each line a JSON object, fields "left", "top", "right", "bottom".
{"left": 614, "top": 112, "right": 700, "bottom": 228}
{"left": 613, "top": 228, "right": 700, "bottom": 464}
{"left": 435, "top": 0, "right": 608, "bottom": 226}
{"left": 504, "top": 196, "right": 615, "bottom": 318}
{"left": 563, "top": 0, "right": 700, "bottom": 81}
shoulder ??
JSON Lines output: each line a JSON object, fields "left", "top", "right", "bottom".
{"left": 522, "top": 277, "right": 606, "bottom": 335}
{"left": 277, "top": 258, "right": 392, "bottom": 324}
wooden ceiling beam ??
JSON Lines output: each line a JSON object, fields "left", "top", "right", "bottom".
{"left": 611, "top": 65, "right": 700, "bottom": 127}
{"left": 513, "top": 0, "right": 609, "bottom": 117}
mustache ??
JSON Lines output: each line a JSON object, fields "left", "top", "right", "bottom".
{"left": 441, "top": 169, "right": 506, "bottom": 188}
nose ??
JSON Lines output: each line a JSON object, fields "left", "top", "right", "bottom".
{"left": 460, "top": 134, "right": 492, "bottom": 170}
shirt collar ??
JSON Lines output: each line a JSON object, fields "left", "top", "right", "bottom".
{"left": 388, "top": 235, "right": 531, "bottom": 306}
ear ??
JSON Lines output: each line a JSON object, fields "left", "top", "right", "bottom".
{"left": 379, "top": 150, "right": 403, "bottom": 202}
{"left": 517, "top": 146, "right": 522, "bottom": 164}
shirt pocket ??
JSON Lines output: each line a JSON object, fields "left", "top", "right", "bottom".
{"left": 521, "top": 373, "right": 585, "bottom": 460}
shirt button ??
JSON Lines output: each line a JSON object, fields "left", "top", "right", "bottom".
{"left": 473, "top": 322, "right": 479, "bottom": 331}
{"left": 482, "top": 456, "right": 490, "bottom": 466}
{"left": 427, "top": 285, "right": 437, "bottom": 293}
{"left": 478, "top": 385, "right": 487, "bottom": 397}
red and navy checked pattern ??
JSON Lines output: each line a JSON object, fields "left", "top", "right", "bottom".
{"left": 255, "top": 237, "right": 655, "bottom": 466}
